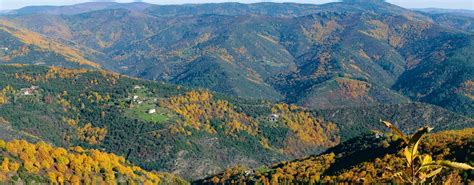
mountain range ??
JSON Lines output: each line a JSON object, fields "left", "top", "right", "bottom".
{"left": 0, "top": 0, "right": 473, "bottom": 183}
{"left": 1, "top": 0, "right": 473, "bottom": 117}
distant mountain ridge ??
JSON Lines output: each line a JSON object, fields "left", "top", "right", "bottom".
{"left": 0, "top": 1, "right": 473, "bottom": 117}
{"left": 415, "top": 8, "right": 474, "bottom": 17}
{"left": 4, "top": 2, "right": 153, "bottom": 15}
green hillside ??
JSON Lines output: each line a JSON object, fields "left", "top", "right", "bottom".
{"left": 0, "top": 65, "right": 340, "bottom": 180}
{"left": 0, "top": 64, "right": 472, "bottom": 180}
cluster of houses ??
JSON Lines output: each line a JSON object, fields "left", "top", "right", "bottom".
{"left": 131, "top": 85, "right": 157, "bottom": 114}
{"left": 132, "top": 95, "right": 143, "bottom": 104}
{"left": 20, "top": 86, "right": 39, "bottom": 95}
{"left": 131, "top": 85, "right": 145, "bottom": 104}
{"left": 131, "top": 85, "right": 284, "bottom": 118}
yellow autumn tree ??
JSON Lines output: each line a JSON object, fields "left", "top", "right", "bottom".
{"left": 0, "top": 139, "right": 165, "bottom": 184}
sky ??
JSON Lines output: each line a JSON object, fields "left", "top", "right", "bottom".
{"left": 0, "top": 0, "right": 473, "bottom": 11}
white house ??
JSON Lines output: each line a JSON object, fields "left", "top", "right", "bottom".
{"left": 268, "top": 114, "right": 280, "bottom": 122}
{"left": 21, "top": 89, "right": 32, "bottom": 95}
{"left": 20, "top": 86, "right": 39, "bottom": 95}
{"left": 148, "top": 109, "right": 156, "bottom": 114}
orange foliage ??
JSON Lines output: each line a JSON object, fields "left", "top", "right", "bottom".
{"left": 206, "top": 128, "right": 473, "bottom": 184}
{"left": 205, "top": 47, "right": 234, "bottom": 63}
{"left": 0, "top": 139, "right": 161, "bottom": 184}
{"left": 0, "top": 20, "right": 100, "bottom": 68}
{"left": 362, "top": 20, "right": 389, "bottom": 40}
{"left": 458, "top": 80, "right": 474, "bottom": 100}
{"left": 0, "top": 85, "right": 15, "bottom": 105}
{"left": 162, "top": 90, "right": 257, "bottom": 135}
{"left": 76, "top": 123, "right": 107, "bottom": 145}
{"left": 302, "top": 19, "right": 343, "bottom": 44}
{"left": 313, "top": 52, "right": 332, "bottom": 77}
{"left": 14, "top": 67, "right": 120, "bottom": 85}
{"left": 335, "top": 78, "right": 371, "bottom": 98}
{"left": 271, "top": 103, "right": 339, "bottom": 147}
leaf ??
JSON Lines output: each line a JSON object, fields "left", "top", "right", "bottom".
{"left": 404, "top": 147, "right": 412, "bottom": 165}
{"left": 412, "top": 137, "right": 421, "bottom": 158}
{"left": 392, "top": 172, "right": 407, "bottom": 182}
{"left": 418, "top": 172, "right": 427, "bottom": 182}
{"left": 421, "top": 155, "right": 433, "bottom": 166}
{"left": 438, "top": 161, "right": 474, "bottom": 170}
{"left": 409, "top": 126, "right": 432, "bottom": 146}
{"left": 380, "top": 120, "right": 408, "bottom": 143}
{"left": 409, "top": 127, "right": 432, "bottom": 160}
{"left": 426, "top": 168, "right": 442, "bottom": 178}
{"left": 384, "top": 166, "right": 394, "bottom": 172}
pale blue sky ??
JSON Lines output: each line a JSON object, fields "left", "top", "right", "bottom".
{"left": 0, "top": 0, "right": 473, "bottom": 10}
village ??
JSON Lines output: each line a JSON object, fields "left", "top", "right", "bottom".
{"left": 123, "top": 85, "right": 172, "bottom": 124}
{"left": 125, "top": 85, "right": 282, "bottom": 124}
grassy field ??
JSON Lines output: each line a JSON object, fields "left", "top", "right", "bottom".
{"left": 123, "top": 87, "right": 173, "bottom": 123}
{"left": 125, "top": 103, "right": 170, "bottom": 123}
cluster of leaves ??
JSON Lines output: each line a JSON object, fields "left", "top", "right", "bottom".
{"left": 0, "top": 139, "right": 178, "bottom": 184}
{"left": 382, "top": 121, "right": 473, "bottom": 184}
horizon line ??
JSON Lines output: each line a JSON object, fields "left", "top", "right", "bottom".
{"left": 1, "top": 1, "right": 474, "bottom": 11}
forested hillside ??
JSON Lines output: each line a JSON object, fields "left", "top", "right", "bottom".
{"left": 0, "top": 65, "right": 339, "bottom": 179}
{"left": 0, "top": 20, "right": 101, "bottom": 69}
{"left": 0, "top": 64, "right": 472, "bottom": 180}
